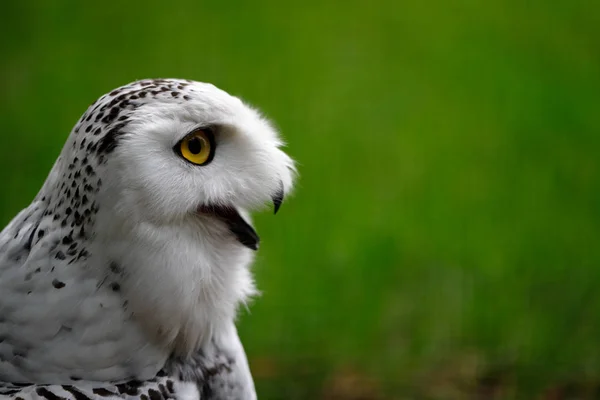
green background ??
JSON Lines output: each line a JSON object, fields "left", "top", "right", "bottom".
{"left": 1, "top": 1, "right": 599, "bottom": 398}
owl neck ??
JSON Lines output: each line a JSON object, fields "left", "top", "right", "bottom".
{"left": 96, "top": 211, "right": 257, "bottom": 356}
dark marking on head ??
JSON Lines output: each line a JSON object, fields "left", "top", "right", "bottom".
{"left": 109, "top": 261, "right": 123, "bottom": 274}
{"left": 25, "top": 221, "right": 41, "bottom": 251}
{"left": 97, "top": 123, "right": 127, "bottom": 155}
{"left": 77, "top": 248, "right": 89, "bottom": 259}
{"left": 52, "top": 279, "right": 66, "bottom": 289}
{"left": 103, "top": 107, "right": 120, "bottom": 124}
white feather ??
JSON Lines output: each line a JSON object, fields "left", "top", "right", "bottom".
{"left": 0, "top": 79, "right": 295, "bottom": 399}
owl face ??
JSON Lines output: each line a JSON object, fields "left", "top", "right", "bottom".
{"left": 62, "top": 79, "right": 296, "bottom": 250}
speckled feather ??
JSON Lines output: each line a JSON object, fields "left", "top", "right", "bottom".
{"left": 0, "top": 79, "right": 296, "bottom": 399}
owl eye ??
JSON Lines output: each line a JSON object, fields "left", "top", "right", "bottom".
{"left": 177, "top": 129, "right": 215, "bottom": 165}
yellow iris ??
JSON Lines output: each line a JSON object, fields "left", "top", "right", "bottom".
{"left": 179, "top": 130, "right": 213, "bottom": 165}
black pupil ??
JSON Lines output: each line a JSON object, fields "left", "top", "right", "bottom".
{"left": 187, "top": 137, "right": 202, "bottom": 154}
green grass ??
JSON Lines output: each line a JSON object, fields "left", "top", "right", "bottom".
{"left": 1, "top": 1, "right": 599, "bottom": 398}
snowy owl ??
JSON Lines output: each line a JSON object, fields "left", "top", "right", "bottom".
{"left": 0, "top": 79, "right": 296, "bottom": 399}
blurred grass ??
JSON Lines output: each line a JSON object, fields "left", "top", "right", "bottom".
{"left": 1, "top": 1, "right": 599, "bottom": 398}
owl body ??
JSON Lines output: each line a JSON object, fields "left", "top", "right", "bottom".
{"left": 0, "top": 79, "right": 295, "bottom": 399}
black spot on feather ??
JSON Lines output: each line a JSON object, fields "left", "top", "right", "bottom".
{"left": 97, "top": 123, "right": 127, "bottom": 155}
{"left": 52, "top": 279, "right": 66, "bottom": 289}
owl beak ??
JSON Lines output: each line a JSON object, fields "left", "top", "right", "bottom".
{"left": 197, "top": 205, "right": 260, "bottom": 250}
{"left": 225, "top": 210, "right": 260, "bottom": 250}
{"left": 272, "top": 182, "right": 284, "bottom": 215}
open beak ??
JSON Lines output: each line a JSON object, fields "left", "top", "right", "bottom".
{"left": 198, "top": 184, "right": 285, "bottom": 251}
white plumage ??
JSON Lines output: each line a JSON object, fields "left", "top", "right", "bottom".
{"left": 0, "top": 79, "right": 296, "bottom": 399}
